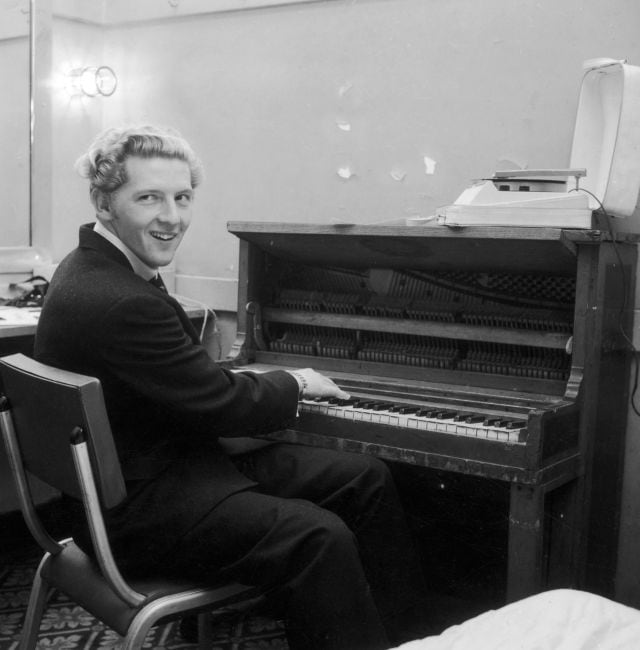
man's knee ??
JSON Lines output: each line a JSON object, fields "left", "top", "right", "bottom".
{"left": 330, "top": 450, "right": 392, "bottom": 486}
{"left": 359, "top": 454, "right": 392, "bottom": 482}
{"left": 289, "top": 505, "right": 358, "bottom": 561}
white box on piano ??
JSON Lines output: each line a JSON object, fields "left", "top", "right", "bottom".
{"left": 437, "top": 58, "right": 640, "bottom": 230}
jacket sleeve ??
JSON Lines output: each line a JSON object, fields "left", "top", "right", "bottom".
{"left": 99, "top": 292, "right": 300, "bottom": 436}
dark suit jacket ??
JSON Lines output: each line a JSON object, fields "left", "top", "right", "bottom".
{"left": 35, "top": 224, "right": 300, "bottom": 516}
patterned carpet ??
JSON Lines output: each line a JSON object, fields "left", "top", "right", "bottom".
{"left": 0, "top": 544, "right": 289, "bottom": 650}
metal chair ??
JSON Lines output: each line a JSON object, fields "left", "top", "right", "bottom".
{"left": 0, "top": 353, "right": 261, "bottom": 650}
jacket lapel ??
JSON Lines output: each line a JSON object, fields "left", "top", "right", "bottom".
{"left": 78, "top": 223, "right": 202, "bottom": 345}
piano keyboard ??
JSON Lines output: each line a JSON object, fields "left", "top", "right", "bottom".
{"left": 299, "top": 396, "right": 527, "bottom": 443}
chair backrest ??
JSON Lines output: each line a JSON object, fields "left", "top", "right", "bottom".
{"left": 0, "top": 353, "right": 126, "bottom": 509}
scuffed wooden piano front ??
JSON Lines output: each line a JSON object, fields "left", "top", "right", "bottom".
{"left": 225, "top": 221, "right": 637, "bottom": 602}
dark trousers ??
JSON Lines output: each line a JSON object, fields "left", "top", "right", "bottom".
{"left": 159, "top": 444, "right": 428, "bottom": 650}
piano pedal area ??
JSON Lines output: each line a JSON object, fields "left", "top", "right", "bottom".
{"left": 386, "top": 462, "right": 579, "bottom": 631}
{"left": 389, "top": 462, "right": 510, "bottom": 626}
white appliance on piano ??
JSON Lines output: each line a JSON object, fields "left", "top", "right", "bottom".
{"left": 437, "top": 58, "right": 640, "bottom": 230}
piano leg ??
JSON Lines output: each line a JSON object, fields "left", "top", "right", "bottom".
{"left": 507, "top": 478, "right": 581, "bottom": 602}
{"left": 507, "top": 484, "right": 545, "bottom": 602}
{"left": 545, "top": 477, "right": 581, "bottom": 589}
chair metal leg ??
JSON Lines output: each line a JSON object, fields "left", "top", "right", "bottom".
{"left": 121, "top": 619, "right": 155, "bottom": 650}
{"left": 121, "top": 612, "right": 213, "bottom": 650}
{"left": 121, "top": 600, "right": 169, "bottom": 650}
{"left": 121, "top": 612, "right": 214, "bottom": 650}
{"left": 19, "top": 555, "right": 53, "bottom": 650}
{"left": 122, "top": 586, "right": 259, "bottom": 648}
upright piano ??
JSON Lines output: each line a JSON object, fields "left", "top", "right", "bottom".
{"left": 225, "top": 220, "right": 637, "bottom": 603}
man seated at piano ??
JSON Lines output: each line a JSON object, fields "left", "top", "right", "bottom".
{"left": 34, "top": 124, "right": 429, "bottom": 650}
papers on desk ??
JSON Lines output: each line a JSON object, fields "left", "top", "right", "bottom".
{"left": 0, "top": 306, "right": 41, "bottom": 327}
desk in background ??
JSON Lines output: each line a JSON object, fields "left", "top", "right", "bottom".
{"left": 0, "top": 308, "right": 46, "bottom": 512}
{"left": 0, "top": 302, "right": 210, "bottom": 355}
{"left": 0, "top": 306, "right": 40, "bottom": 358}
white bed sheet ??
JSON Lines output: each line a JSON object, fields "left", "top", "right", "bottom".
{"left": 392, "top": 589, "right": 640, "bottom": 650}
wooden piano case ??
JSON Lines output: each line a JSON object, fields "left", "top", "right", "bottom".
{"left": 225, "top": 221, "right": 637, "bottom": 603}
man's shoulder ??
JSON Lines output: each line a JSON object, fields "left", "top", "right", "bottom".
{"left": 43, "top": 247, "right": 153, "bottom": 326}
{"left": 55, "top": 245, "right": 137, "bottom": 288}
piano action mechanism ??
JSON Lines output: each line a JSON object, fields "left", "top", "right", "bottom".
{"left": 225, "top": 221, "right": 637, "bottom": 602}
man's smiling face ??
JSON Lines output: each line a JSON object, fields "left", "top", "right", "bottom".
{"left": 98, "top": 155, "right": 194, "bottom": 269}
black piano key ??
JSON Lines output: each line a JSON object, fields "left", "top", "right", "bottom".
{"left": 396, "top": 406, "right": 421, "bottom": 414}
{"left": 372, "top": 402, "right": 394, "bottom": 411}
{"left": 484, "top": 417, "right": 503, "bottom": 426}
{"left": 465, "top": 415, "right": 485, "bottom": 423}
{"left": 432, "top": 410, "right": 457, "bottom": 419}
{"left": 327, "top": 397, "right": 358, "bottom": 406}
{"left": 353, "top": 400, "right": 377, "bottom": 409}
{"left": 505, "top": 420, "right": 527, "bottom": 429}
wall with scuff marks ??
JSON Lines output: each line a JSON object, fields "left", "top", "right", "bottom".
{"left": 61, "top": 0, "right": 635, "bottom": 308}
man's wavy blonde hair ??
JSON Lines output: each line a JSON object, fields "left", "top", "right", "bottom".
{"left": 75, "top": 124, "right": 204, "bottom": 205}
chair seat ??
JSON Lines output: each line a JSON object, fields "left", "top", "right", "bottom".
{"left": 42, "top": 541, "right": 259, "bottom": 636}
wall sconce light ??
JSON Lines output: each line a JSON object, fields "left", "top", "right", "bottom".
{"left": 66, "top": 66, "right": 118, "bottom": 98}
